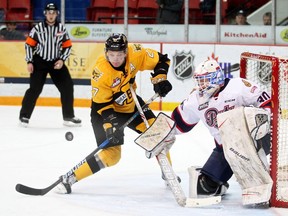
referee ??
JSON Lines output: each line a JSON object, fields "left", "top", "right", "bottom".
{"left": 19, "top": 3, "right": 81, "bottom": 127}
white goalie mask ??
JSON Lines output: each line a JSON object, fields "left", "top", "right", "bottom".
{"left": 193, "top": 59, "right": 225, "bottom": 105}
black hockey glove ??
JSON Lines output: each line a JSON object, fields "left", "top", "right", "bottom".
{"left": 153, "top": 80, "right": 172, "bottom": 97}
{"left": 103, "top": 113, "right": 124, "bottom": 146}
{"left": 151, "top": 74, "right": 172, "bottom": 97}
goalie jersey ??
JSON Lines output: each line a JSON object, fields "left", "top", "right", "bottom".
{"left": 91, "top": 44, "right": 163, "bottom": 115}
{"left": 172, "top": 78, "right": 271, "bottom": 145}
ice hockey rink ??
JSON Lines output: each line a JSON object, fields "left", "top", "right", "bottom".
{"left": 1, "top": 105, "right": 288, "bottom": 216}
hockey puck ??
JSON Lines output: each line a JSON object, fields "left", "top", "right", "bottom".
{"left": 65, "top": 131, "right": 73, "bottom": 141}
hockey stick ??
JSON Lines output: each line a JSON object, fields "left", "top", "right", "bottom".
{"left": 15, "top": 93, "right": 159, "bottom": 196}
{"left": 129, "top": 86, "right": 187, "bottom": 206}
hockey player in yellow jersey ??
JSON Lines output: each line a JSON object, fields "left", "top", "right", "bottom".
{"left": 57, "top": 33, "right": 173, "bottom": 193}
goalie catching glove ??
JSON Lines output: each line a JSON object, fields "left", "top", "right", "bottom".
{"left": 103, "top": 111, "right": 124, "bottom": 147}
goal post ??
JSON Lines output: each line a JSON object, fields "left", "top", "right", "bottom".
{"left": 240, "top": 52, "right": 288, "bottom": 208}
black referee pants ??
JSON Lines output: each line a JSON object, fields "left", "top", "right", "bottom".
{"left": 20, "top": 56, "right": 75, "bottom": 120}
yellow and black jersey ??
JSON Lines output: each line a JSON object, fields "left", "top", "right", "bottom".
{"left": 91, "top": 43, "right": 168, "bottom": 115}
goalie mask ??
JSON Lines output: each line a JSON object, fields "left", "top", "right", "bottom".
{"left": 193, "top": 59, "right": 224, "bottom": 105}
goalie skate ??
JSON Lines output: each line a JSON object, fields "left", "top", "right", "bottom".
{"left": 185, "top": 166, "right": 222, "bottom": 207}
{"left": 188, "top": 166, "right": 227, "bottom": 197}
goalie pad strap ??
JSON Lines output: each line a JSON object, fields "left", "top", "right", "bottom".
{"left": 217, "top": 107, "right": 273, "bottom": 205}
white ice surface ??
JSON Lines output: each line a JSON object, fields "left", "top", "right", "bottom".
{"left": 1, "top": 106, "right": 287, "bottom": 216}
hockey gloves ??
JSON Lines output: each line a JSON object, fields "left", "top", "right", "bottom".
{"left": 103, "top": 113, "right": 124, "bottom": 147}
{"left": 151, "top": 74, "right": 172, "bottom": 97}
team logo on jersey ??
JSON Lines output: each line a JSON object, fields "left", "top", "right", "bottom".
{"left": 115, "top": 93, "right": 127, "bottom": 105}
{"left": 92, "top": 69, "right": 103, "bottom": 82}
{"left": 241, "top": 79, "right": 252, "bottom": 87}
{"left": 56, "top": 31, "right": 65, "bottom": 36}
{"left": 111, "top": 77, "right": 121, "bottom": 88}
{"left": 198, "top": 102, "right": 209, "bottom": 110}
{"left": 250, "top": 86, "right": 258, "bottom": 93}
{"left": 173, "top": 51, "right": 194, "bottom": 80}
{"left": 130, "top": 63, "right": 136, "bottom": 72}
{"left": 132, "top": 44, "right": 142, "bottom": 51}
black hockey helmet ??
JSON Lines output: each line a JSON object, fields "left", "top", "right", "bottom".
{"left": 105, "top": 33, "right": 128, "bottom": 52}
{"left": 44, "top": 3, "right": 59, "bottom": 15}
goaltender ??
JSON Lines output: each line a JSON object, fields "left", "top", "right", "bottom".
{"left": 57, "top": 33, "right": 174, "bottom": 193}
{"left": 171, "top": 58, "right": 272, "bottom": 206}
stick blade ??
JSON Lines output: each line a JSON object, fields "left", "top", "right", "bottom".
{"left": 15, "top": 178, "right": 62, "bottom": 196}
{"left": 15, "top": 184, "right": 45, "bottom": 196}
{"left": 185, "top": 196, "right": 221, "bottom": 207}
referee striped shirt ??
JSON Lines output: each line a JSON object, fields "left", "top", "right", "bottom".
{"left": 25, "top": 21, "right": 72, "bottom": 62}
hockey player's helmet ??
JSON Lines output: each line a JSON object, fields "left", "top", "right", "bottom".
{"left": 193, "top": 59, "right": 224, "bottom": 103}
{"left": 44, "top": 3, "right": 59, "bottom": 15}
{"left": 105, "top": 33, "right": 128, "bottom": 52}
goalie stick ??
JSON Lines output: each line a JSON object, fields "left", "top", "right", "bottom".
{"left": 15, "top": 93, "right": 159, "bottom": 196}
{"left": 130, "top": 86, "right": 221, "bottom": 207}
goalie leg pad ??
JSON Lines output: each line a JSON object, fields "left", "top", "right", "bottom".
{"left": 217, "top": 106, "right": 273, "bottom": 205}
{"left": 244, "top": 107, "right": 270, "bottom": 141}
{"left": 245, "top": 107, "right": 271, "bottom": 170}
{"left": 257, "top": 133, "right": 270, "bottom": 155}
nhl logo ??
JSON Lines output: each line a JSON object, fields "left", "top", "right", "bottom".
{"left": 257, "top": 61, "right": 271, "bottom": 84}
{"left": 173, "top": 51, "right": 194, "bottom": 80}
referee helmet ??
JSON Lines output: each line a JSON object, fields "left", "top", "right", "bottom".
{"left": 44, "top": 3, "right": 59, "bottom": 15}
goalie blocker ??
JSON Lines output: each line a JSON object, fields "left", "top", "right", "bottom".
{"left": 217, "top": 106, "right": 272, "bottom": 206}
{"left": 134, "top": 112, "right": 176, "bottom": 159}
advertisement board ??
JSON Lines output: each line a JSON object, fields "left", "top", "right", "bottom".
{"left": 1, "top": 41, "right": 288, "bottom": 108}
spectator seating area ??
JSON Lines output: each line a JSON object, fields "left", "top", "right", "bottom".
{"left": 0, "top": 0, "right": 90, "bottom": 23}
{"left": 0, "top": 0, "right": 270, "bottom": 25}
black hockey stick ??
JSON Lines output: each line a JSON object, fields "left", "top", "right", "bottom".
{"left": 16, "top": 178, "right": 63, "bottom": 196}
{"left": 15, "top": 93, "right": 159, "bottom": 196}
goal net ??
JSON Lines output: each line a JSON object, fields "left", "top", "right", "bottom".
{"left": 240, "top": 52, "right": 288, "bottom": 208}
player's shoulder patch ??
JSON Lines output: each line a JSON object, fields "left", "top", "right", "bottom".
{"left": 241, "top": 79, "right": 252, "bottom": 87}
{"left": 130, "top": 43, "right": 143, "bottom": 52}
{"left": 92, "top": 67, "right": 103, "bottom": 82}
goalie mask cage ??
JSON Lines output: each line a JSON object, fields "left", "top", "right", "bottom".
{"left": 240, "top": 52, "right": 288, "bottom": 208}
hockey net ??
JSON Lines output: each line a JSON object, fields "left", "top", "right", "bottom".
{"left": 240, "top": 52, "right": 288, "bottom": 208}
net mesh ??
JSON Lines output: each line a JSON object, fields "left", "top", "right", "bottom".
{"left": 240, "top": 52, "right": 288, "bottom": 207}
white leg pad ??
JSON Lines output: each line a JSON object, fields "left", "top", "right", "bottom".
{"left": 242, "top": 184, "right": 273, "bottom": 205}
{"left": 217, "top": 106, "right": 273, "bottom": 205}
